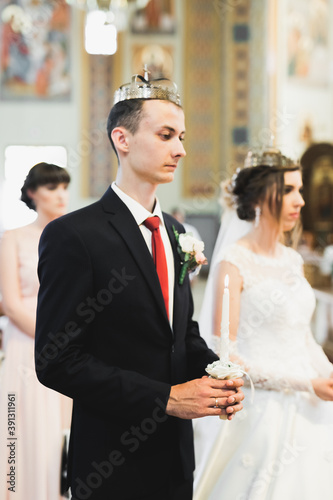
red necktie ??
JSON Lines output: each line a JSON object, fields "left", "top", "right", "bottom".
{"left": 143, "top": 216, "right": 169, "bottom": 318}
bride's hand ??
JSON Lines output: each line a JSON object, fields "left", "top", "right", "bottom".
{"left": 311, "top": 378, "right": 333, "bottom": 401}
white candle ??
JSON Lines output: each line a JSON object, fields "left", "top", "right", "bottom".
{"left": 220, "top": 274, "right": 230, "bottom": 362}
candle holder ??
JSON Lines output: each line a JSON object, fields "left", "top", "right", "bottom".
{"left": 206, "top": 359, "right": 244, "bottom": 420}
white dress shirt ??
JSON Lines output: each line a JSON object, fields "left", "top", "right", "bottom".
{"left": 111, "top": 182, "right": 174, "bottom": 324}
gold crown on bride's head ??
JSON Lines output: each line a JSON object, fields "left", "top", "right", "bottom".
{"left": 222, "top": 142, "right": 299, "bottom": 207}
{"left": 244, "top": 145, "right": 296, "bottom": 169}
{"left": 113, "top": 65, "right": 182, "bottom": 106}
{"left": 231, "top": 141, "right": 299, "bottom": 186}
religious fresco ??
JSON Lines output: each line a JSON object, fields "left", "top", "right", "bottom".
{"left": 301, "top": 143, "right": 333, "bottom": 240}
{"left": 287, "top": 0, "right": 329, "bottom": 85}
{"left": 131, "top": 44, "right": 174, "bottom": 80}
{"left": 130, "top": 0, "right": 176, "bottom": 35}
{"left": 310, "top": 155, "right": 333, "bottom": 233}
{"left": 0, "top": 0, "right": 71, "bottom": 100}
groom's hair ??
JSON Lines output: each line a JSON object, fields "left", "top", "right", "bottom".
{"left": 106, "top": 99, "right": 146, "bottom": 157}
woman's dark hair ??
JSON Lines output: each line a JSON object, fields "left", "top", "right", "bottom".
{"left": 21, "top": 162, "right": 70, "bottom": 211}
{"left": 233, "top": 163, "right": 300, "bottom": 224}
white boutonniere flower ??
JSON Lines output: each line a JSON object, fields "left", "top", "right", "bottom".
{"left": 172, "top": 226, "right": 208, "bottom": 285}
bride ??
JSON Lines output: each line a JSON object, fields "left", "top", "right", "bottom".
{"left": 194, "top": 148, "right": 333, "bottom": 500}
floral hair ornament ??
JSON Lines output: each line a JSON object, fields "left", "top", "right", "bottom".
{"left": 113, "top": 64, "right": 181, "bottom": 106}
{"left": 172, "top": 226, "right": 208, "bottom": 285}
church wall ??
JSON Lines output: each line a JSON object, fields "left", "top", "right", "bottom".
{"left": 0, "top": 9, "right": 86, "bottom": 218}
{"left": 1, "top": 0, "right": 333, "bottom": 229}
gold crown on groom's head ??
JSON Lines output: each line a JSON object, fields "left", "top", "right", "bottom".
{"left": 113, "top": 65, "right": 182, "bottom": 106}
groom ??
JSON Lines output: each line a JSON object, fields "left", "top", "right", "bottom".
{"left": 35, "top": 73, "right": 244, "bottom": 500}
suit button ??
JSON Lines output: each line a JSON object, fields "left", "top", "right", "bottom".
{"left": 171, "top": 345, "right": 175, "bottom": 353}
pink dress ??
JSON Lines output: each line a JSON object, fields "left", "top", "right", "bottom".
{"left": 0, "top": 225, "right": 71, "bottom": 500}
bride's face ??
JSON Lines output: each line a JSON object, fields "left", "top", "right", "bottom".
{"left": 281, "top": 170, "right": 305, "bottom": 231}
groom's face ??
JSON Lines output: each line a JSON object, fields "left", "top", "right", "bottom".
{"left": 125, "top": 99, "right": 186, "bottom": 187}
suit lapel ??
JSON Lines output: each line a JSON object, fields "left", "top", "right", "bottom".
{"left": 101, "top": 188, "right": 171, "bottom": 325}
{"left": 164, "top": 214, "right": 183, "bottom": 331}
{"left": 164, "top": 214, "right": 181, "bottom": 287}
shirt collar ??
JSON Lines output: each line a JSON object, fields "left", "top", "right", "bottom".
{"left": 111, "top": 182, "right": 165, "bottom": 227}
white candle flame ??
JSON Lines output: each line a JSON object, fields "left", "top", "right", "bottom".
{"left": 224, "top": 274, "right": 229, "bottom": 288}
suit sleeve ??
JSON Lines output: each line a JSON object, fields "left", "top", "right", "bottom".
{"left": 35, "top": 218, "right": 171, "bottom": 422}
{"left": 168, "top": 218, "right": 218, "bottom": 379}
{"left": 184, "top": 277, "right": 219, "bottom": 379}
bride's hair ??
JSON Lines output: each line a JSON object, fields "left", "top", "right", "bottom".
{"left": 233, "top": 164, "right": 300, "bottom": 223}
{"left": 232, "top": 163, "right": 302, "bottom": 247}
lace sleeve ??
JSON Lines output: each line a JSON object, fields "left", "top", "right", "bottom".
{"left": 305, "top": 329, "right": 333, "bottom": 378}
{"left": 228, "top": 340, "right": 315, "bottom": 394}
{"left": 220, "top": 245, "right": 246, "bottom": 281}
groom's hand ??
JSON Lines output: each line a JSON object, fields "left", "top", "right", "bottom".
{"left": 166, "top": 376, "right": 244, "bottom": 420}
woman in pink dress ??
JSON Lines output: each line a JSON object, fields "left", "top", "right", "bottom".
{"left": 0, "top": 162, "right": 72, "bottom": 500}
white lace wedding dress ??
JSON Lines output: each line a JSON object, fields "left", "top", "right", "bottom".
{"left": 194, "top": 242, "right": 333, "bottom": 500}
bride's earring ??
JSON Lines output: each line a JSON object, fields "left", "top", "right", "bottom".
{"left": 254, "top": 206, "right": 261, "bottom": 228}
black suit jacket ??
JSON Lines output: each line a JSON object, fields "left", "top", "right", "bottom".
{"left": 35, "top": 187, "right": 217, "bottom": 499}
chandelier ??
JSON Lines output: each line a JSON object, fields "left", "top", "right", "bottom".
{"left": 66, "top": 0, "right": 150, "bottom": 30}
{"left": 66, "top": 0, "right": 150, "bottom": 54}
